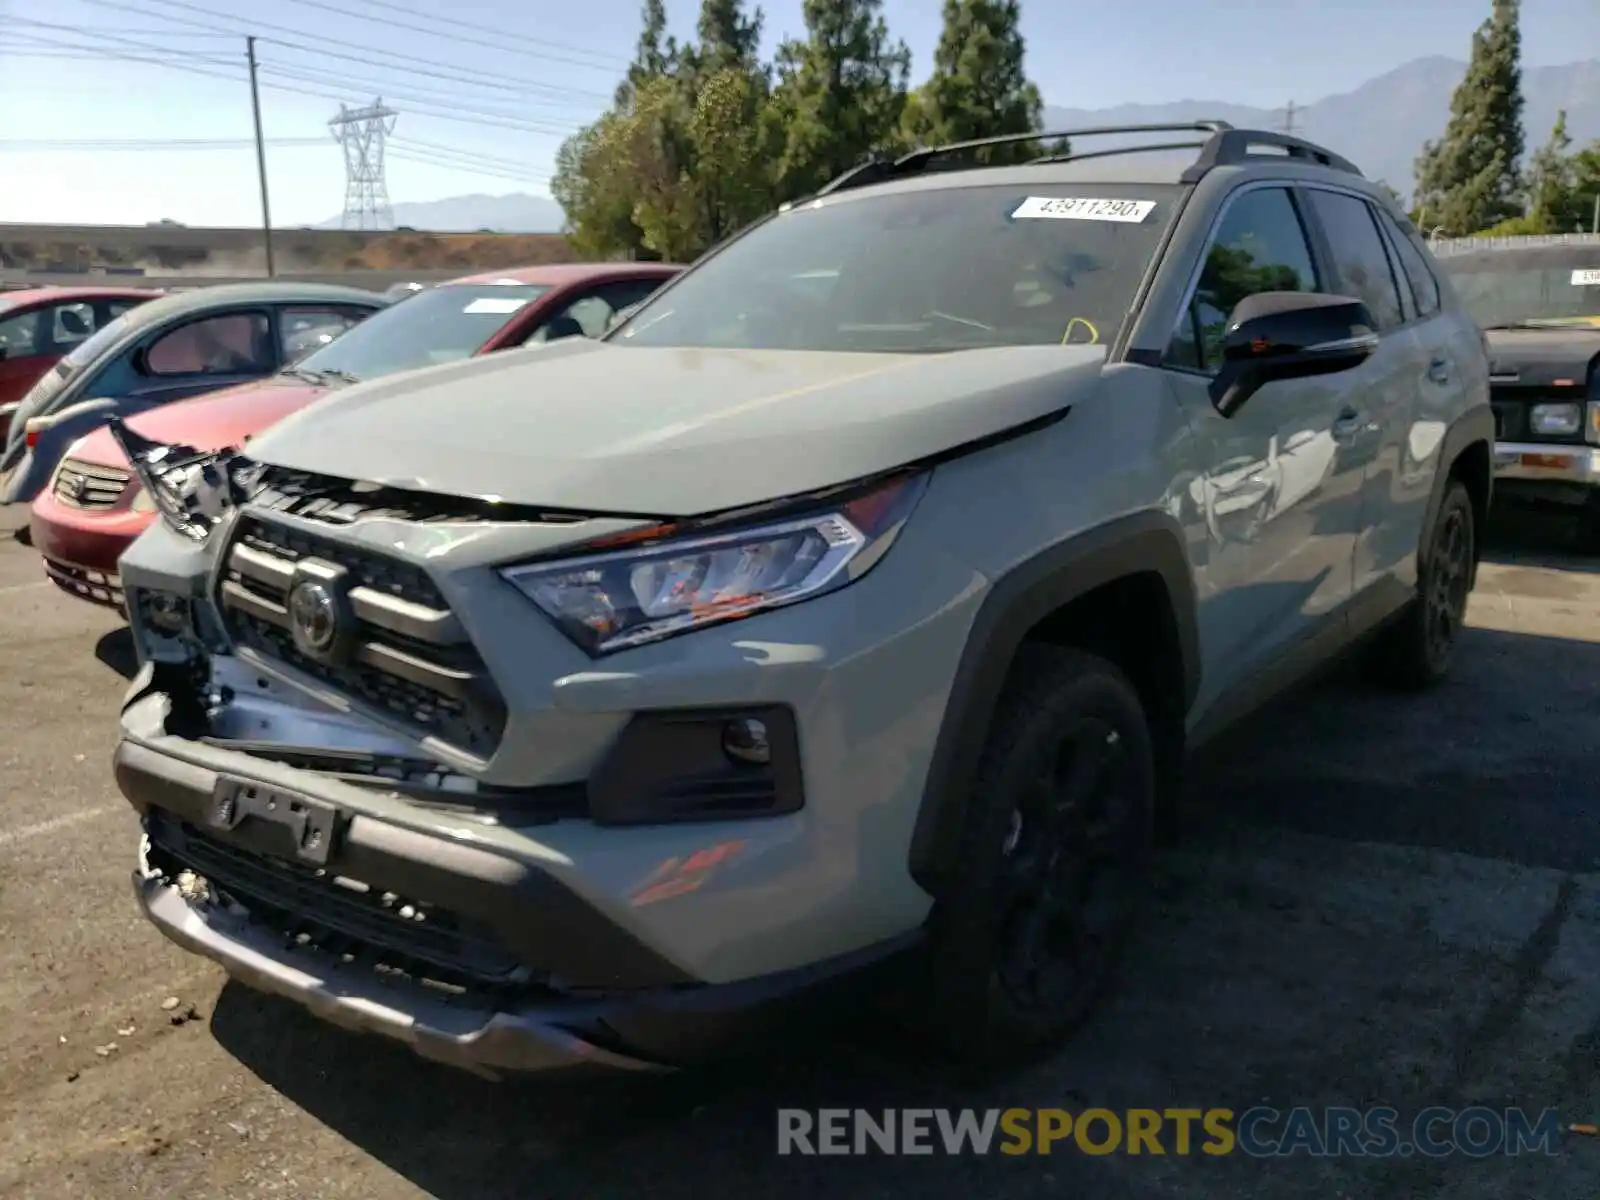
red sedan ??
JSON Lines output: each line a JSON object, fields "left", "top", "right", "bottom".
{"left": 0, "top": 286, "right": 162, "bottom": 437}
{"left": 29, "top": 261, "right": 681, "bottom": 610}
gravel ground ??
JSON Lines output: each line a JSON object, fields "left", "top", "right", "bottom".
{"left": 0, "top": 503, "right": 1596, "bottom": 1198}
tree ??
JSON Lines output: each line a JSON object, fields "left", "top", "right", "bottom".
{"left": 615, "top": 0, "right": 679, "bottom": 105}
{"left": 688, "top": 0, "right": 764, "bottom": 75}
{"left": 900, "top": 0, "right": 1043, "bottom": 164}
{"left": 1522, "top": 111, "right": 1576, "bottom": 231}
{"left": 766, "top": 0, "right": 911, "bottom": 201}
{"left": 1412, "top": 0, "right": 1525, "bottom": 236}
{"left": 551, "top": 122, "right": 647, "bottom": 259}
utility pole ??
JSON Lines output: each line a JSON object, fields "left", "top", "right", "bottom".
{"left": 1281, "top": 101, "right": 1299, "bottom": 134}
{"left": 246, "top": 36, "right": 275, "bottom": 277}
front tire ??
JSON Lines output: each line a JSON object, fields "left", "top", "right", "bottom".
{"left": 1368, "top": 478, "right": 1475, "bottom": 689}
{"left": 918, "top": 645, "right": 1155, "bottom": 1070}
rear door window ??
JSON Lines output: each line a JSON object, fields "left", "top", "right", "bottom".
{"left": 49, "top": 303, "right": 97, "bottom": 349}
{"left": 145, "top": 312, "right": 273, "bottom": 376}
{"left": 1376, "top": 210, "right": 1442, "bottom": 318}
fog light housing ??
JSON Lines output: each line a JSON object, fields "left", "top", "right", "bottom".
{"left": 722, "top": 717, "right": 771, "bottom": 766}
{"left": 589, "top": 706, "right": 803, "bottom": 825}
{"left": 142, "top": 591, "right": 191, "bottom": 637}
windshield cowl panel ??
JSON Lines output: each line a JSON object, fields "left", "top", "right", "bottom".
{"left": 611, "top": 182, "right": 1181, "bottom": 355}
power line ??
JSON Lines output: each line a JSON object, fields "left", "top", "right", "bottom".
{"left": 5, "top": 28, "right": 589, "bottom": 137}
{"left": 10, "top": 12, "right": 611, "bottom": 104}
{"left": 0, "top": 137, "right": 328, "bottom": 150}
{"left": 276, "top": 0, "right": 626, "bottom": 71}
{"left": 321, "top": 0, "right": 626, "bottom": 67}
{"left": 255, "top": 62, "right": 587, "bottom": 128}
{"left": 73, "top": 0, "right": 623, "bottom": 78}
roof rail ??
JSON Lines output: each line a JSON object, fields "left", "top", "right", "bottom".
{"left": 1178, "top": 129, "right": 1361, "bottom": 181}
{"left": 815, "top": 121, "right": 1236, "bottom": 196}
{"left": 809, "top": 120, "right": 1365, "bottom": 199}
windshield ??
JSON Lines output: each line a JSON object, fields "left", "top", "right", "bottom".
{"left": 1436, "top": 252, "right": 1600, "bottom": 329}
{"left": 612, "top": 184, "right": 1180, "bottom": 353}
{"left": 289, "top": 283, "right": 551, "bottom": 381}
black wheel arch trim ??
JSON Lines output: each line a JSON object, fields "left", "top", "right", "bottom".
{"left": 1420, "top": 404, "right": 1494, "bottom": 582}
{"left": 907, "top": 509, "right": 1199, "bottom": 897}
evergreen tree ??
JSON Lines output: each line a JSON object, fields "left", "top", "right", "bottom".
{"left": 766, "top": 0, "right": 911, "bottom": 200}
{"left": 901, "top": 0, "right": 1043, "bottom": 164}
{"left": 615, "top": 0, "right": 678, "bottom": 105}
{"left": 1524, "top": 111, "right": 1576, "bottom": 232}
{"left": 690, "top": 0, "right": 765, "bottom": 75}
{"left": 1412, "top": 0, "right": 1525, "bottom": 235}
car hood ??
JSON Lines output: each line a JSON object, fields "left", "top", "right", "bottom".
{"left": 247, "top": 339, "right": 1109, "bottom": 515}
{"left": 1485, "top": 327, "right": 1600, "bottom": 386}
{"left": 70, "top": 377, "right": 330, "bottom": 467}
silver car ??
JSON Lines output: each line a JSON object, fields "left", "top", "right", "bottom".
{"left": 108, "top": 121, "right": 1492, "bottom": 1077}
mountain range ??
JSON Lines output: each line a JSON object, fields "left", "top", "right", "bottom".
{"left": 327, "top": 56, "right": 1600, "bottom": 233}
{"left": 1042, "top": 56, "right": 1600, "bottom": 204}
{"left": 315, "top": 192, "right": 566, "bottom": 234}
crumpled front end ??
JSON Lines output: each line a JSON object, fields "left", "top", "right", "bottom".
{"left": 111, "top": 450, "right": 965, "bottom": 1073}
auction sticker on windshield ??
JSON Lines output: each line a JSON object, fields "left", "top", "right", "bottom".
{"left": 1572, "top": 269, "right": 1600, "bottom": 286}
{"left": 1012, "top": 197, "right": 1156, "bottom": 222}
{"left": 463, "top": 297, "right": 530, "bottom": 315}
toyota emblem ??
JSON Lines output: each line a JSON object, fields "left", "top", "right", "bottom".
{"left": 287, "top": 579, "right": 339, "bottom": 655}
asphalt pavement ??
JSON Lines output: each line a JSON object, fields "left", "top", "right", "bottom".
{"left": 0, "top": 504, "right": 1597, "bottom": 1198}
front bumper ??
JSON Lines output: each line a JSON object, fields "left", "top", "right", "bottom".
{"left": 1493, "top": 441, "right": 1600, "bottom": 501}
{"left": 29, "top": 483, "right": 148, "bottom": 610}
{"left": 119, "top": 731, "right": 917, "bottom": 1077}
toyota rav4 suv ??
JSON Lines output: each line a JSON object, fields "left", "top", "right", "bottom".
{"left": 108, "top": 122, "right": 1493, "bottom": 1078}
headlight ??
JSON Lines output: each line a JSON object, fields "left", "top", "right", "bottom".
{"left": 501, "top": 473, "right": 929, "bottom": 655}
{"left": 1530, "top": 402, "right": 1581, "bottom": 436}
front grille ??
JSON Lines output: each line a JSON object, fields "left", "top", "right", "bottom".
{"left": 216, "top": 515, "right": 506, "bottom": 757}
{"left": 146, "top": 811, "right": 532, "bottom": 998}
{"left": 42, "top": 558, "right": 123, "bottom": 610}
{"left": 53, "top": 458, "right": 131, "bottom": 509}
{"left": 1491, "top": 386, "right": 1588, "bottom": 444}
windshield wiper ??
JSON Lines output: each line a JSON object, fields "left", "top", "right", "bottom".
{"left": 279, "top": 366, "right": 361, "bottom": 385}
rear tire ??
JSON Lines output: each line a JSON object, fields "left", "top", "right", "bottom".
{"left": 916, "top": 645, "right": 1155, "bottom": 1071}
{"left": 1367, "top": 478, "right": 1475, "bottom": 690}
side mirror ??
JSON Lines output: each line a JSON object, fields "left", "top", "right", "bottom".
{"left": 1208, "top": 292, "right": 1378, "bottom": 418}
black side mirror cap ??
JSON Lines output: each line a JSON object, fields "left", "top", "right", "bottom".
{"left": 1208, "top": 291, "right": 1378, "bottom": 417}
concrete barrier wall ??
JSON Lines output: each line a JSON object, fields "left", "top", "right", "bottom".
{"left": 1, "top": 269, "right": 470, "bottom": 291}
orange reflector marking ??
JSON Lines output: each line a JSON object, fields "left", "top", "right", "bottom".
{"left": 1521, "top": 452, "right": 1574, "bottom": 469}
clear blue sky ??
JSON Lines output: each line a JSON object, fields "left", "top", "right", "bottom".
{"left": 0, "top": 0, "right": 1596, "bottom": 226}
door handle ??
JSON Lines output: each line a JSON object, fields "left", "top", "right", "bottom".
{"left": 1332, "top": 407, "right": 1365, "bottom": 440}
{"left": 1427, "top": 357, "right": 1452, "bottom": 385}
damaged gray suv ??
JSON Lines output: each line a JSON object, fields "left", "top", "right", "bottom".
{"left": 109, "top": 122, "right": 1493, "bottom": 1077}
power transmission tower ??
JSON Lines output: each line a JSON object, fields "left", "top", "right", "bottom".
{"left": 1280, "top": 101, "right": 1299, "bottom": 134}
{"left": 329, "top": 99, "right": 398, "bottom": 230}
